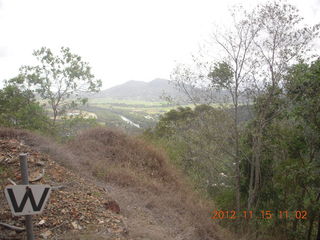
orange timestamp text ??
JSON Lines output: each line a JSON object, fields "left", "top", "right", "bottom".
{"left": 211, "top": 210, "right": 308, "bottom": 220}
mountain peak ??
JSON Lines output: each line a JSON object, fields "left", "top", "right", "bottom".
{"left": 90, "top": 78, "right": 184, "bottom": 101}
{"left": 150, "top": 78, "right": 169, "bottom": 83}
{"left": 123, "top": 80, "right": 148, "bottom": 86}
{"left": 149, "top": 78, "right": 170, "bottom": 86}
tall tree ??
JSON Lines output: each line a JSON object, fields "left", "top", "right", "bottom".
{"left": 246, "top": 1, "right": 319, "bottom": 211}
{"left": 11, "top": 47, "right": 102, "bottom": 123}
{"left": 172, "top": 5, "right": 260, "bottom": 215}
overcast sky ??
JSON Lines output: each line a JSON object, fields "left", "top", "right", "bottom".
{"left": 0, "top": 0, "right": 319, "bottom": 90}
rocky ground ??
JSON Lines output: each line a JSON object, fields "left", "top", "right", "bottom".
{"left": 0, "top": 139, "right": 128, "bottom": 240}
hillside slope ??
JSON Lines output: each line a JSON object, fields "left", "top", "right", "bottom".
{"left": 0, "top": 128, "right": 231, "bottom": 240}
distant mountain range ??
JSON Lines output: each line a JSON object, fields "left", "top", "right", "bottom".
{"left": 86, "top": 78, "right": 233, "bottom": 104}
{"left": 88, "top": 78, "right": 188, "bottom": 102}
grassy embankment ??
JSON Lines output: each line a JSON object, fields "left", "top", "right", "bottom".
{"left": 0, "top": 127, "right": 232, "bottom": 240}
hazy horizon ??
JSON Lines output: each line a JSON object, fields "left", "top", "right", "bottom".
{"left": 0, "top": 0, "right": 319, "bottom": 90}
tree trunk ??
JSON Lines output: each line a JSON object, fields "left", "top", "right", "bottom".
{"left": 316, "top": 193, "right": 320, "bottom": 240}
{"left": 235, "top": 95, "right": 241, "bottom": 215}
{"left": 52, "top": 107, "right": 58, "bottom": 125}
{"left": 247, "top": 123, "right": 262, "bottom": 211}
{"left": 316, "top": 215, "right": 320, "bottom": 240}
{"left": 233, "top": 85, "right": 243, "bottom": 233}
{"left": 247, "top": 160, "right": 254, "bottom": 210}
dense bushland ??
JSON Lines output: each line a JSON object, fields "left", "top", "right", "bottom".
{"left": 146, "top": 59, "right": 320, "bottom": 239}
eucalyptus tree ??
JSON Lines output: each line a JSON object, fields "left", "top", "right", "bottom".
{"left": 171, "top": 5, "right": 260, "bottom": 214}
{"left": 11, "top": 47, "right": 102, "bottom": 124}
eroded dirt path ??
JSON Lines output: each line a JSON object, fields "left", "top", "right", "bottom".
{"left": 92, "top": 181, "right": 199, "bottom": 240}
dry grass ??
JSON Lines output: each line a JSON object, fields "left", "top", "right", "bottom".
{"left": 67, "top": 128, "right": 179, "bottom": 184}
{"left": 66, "top": 127, "right": 232, "bottom": 240}
{"left": 0, "top": 127, "right": 233, "bottom": 240}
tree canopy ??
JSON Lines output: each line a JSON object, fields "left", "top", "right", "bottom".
{"left": 0, "top": 84, "right": 50, "bottom": 132}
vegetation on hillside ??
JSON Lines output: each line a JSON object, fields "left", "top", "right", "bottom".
{"left": 145, "top": 1, "right": 320, "bottom": 239}
{"left": 146, "top": 59, "right": 320, "bottom": 239}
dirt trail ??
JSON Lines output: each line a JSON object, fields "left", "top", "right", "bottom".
{"left": 0, "top": 128, "right": 227, "bottom": 240}
{"left": 95, "top": 182, "right": 199, "bottom": 240}
{"left": 62, "top": 127, "right": 223, "bottom": 239}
